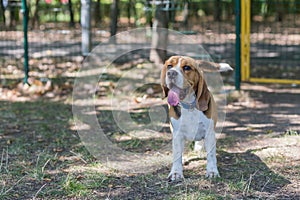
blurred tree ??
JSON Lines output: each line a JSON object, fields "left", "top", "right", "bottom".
{"left": 0, "top": 0, "right": 6, "bottom": 26}
{"left": 150, "top": 1, "right": 169, "bottom": 64}
{"left": 68, "top": 0, "right": 75, "bottom": 27}
{"left": 182, "top": 1, "right": 188, "bottom": 28}
{"left": 144, "top": 0, "right": 153, "bottom": 27}
{"left": 81, "top": 0, "right": 91, "bottom": 55}
{"left": 31, "top": 0, "right": 40, "bottom": 28}
{"left": 94, "top": 0, "right": 102, "bottom": 26}
{"left": 110, "top": 0, "right": 118, "bottom": 43}
{"left": 126, "top": 0, "right": 137, "bottom": 25}
{"left": 127, "top": 0, "right": 131, "bottom": 25}
{"left": 214, "top": 0, "right": 221, "bottom": 21}
{"left": 6, "top": 0, "right": 20, "bottom": 29}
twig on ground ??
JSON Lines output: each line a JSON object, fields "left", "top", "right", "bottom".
{"left": 33, "top": 183, "right": 47, "bottom": 199}
{"left": 0, "top": 147, "right": 9, "bottom": 173}
{"left": 70, "top": 150, "right": 88, "bottom": 164}
{"left": 1, "top": 176, "right": 25, "bottom": 196}
{"left": 260, "top": 177, "right": 270, "bottom": 194}
{"left": 243, "top": 170, "right": 259, "bottom": 196}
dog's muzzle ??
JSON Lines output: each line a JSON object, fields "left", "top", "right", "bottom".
{"left": 167, "top": 69, "right": 178, "bottom": 80}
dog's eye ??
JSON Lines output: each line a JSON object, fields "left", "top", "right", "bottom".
{"left": 167, "top": 65, "right": 173, "bottom": 70}
{"left": 183, "top": 65, "right": 191, "bottom": 71}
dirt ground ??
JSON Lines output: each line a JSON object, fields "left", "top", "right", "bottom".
{"left": 0, "top": 53, "right": 299, "bottom": 199}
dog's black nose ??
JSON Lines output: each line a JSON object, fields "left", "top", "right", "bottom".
{"left": 167, "top": 70, "right": 178, "bottom": 78}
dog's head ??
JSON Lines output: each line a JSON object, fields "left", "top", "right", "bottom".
{"left": 161, "top": 56, "right": 210, "bottom": 111}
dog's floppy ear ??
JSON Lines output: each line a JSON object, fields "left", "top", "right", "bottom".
{"left": 197, "top": 60, "right": 233, "bottom": 72}
{"left": 195, "top": 70, "right": 210, "bottom": 111}
{"left": 160, "top": 65, "right": 169, "bottom": 98}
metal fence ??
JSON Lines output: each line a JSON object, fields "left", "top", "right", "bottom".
{"left": 242, "top": 0, "right": 300, "bottom": 83}
{"left": 0, "top": 0, "right": 236, "bottom": 78}
{"left": 1, "top": 0, "right": 299, "bottom": 85}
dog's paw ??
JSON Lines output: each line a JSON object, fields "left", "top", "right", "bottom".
{"left": 205, "top": 169, "right": 220, "bottom": 178}
{"left": 168, "top": 171, "right": 184, "bottom": 182}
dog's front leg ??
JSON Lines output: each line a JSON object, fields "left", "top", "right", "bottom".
{"left": 204, "top": 121, "right": 220, "bottom": 178}
{"left": 168, "top": 130, "right": 185, "bottom": 182}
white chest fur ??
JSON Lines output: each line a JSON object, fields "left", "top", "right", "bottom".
{"left": 171, "top": 107, "right": 214, "bottom": 141}
{"left": 168, "top": 105, "right": 219, "bottom": 181}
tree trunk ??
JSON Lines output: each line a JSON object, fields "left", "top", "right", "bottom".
{"left": 81, "top": 0, "right": 92, "bottom": 56}
{"left": 145, "top": 0, "right": 152, "bottom": 28}
{"left": 109, "top": 0, "right": 118, "bottom": 43}
{"left": 150, "top": 4, "right": 169, "bottom": 64}
{"left": 214, "top": 0, "right": 221, "bottom": 21}
{"left": 0, "top": 0, "right": 6, "bottom": 26}
{"left": 9, "top": 4, "right": 17, "bottom": 28}
{"left": 94, "top": 0, "right": 101, "bottom": 27}
{"left": 182, "top": 1, "right": 188, "bottom": 29}
{"left": 68, "top": 0, "right": 75, "bottom": 27}
{"left": 31, "top": 0, "right": 40, "bottom": 28}
{"left": 132, "top": 0, "right": 137, "bottom": 25}
{"left": 127, "top": 0, "right": 131, "bottom": 25}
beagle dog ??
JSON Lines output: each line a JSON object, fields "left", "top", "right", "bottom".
{"left": 161, "top": 56, "right": 232, "bottom": 181}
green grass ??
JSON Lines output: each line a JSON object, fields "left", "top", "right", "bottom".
{"left": 228, "top": 175, "right": 253, "bottom": 195}
{"left": 1, "top": 74, "right": 299, "bottom": 199}
{"left": 0, "top": 98, "right": 296, "bottom": 199}
{"left": 284, "top": 129, "right": 299, "bottom": 136}
{"left": 62, "top": 174, "right": 88, "bottom": 197}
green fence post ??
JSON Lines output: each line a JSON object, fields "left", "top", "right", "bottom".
{"left": 235, "top": 0, "right": 241, "bottom": 90}
{"left": 22, "top": 0, "right": 29, "bottom": 85}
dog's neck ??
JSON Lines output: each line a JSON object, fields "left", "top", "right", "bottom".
{"left": 180, "top": 92, "right": 197, "bottom": 110}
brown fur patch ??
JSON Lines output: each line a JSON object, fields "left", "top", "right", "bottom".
{"left": 168, "top": 105, "right": 181, "bottom": 119}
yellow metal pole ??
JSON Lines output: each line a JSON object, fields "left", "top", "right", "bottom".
{"left": 241, "top": 0, "right": 245, "bottom": 80}
{"left": 245, "top": 0, "right": 251, "bottom": 79}
{"left": 249, "top": 78, "right": 300, "bottom": 85}
{"left": 241, "top": 0, "right": 251, "bottom": 81}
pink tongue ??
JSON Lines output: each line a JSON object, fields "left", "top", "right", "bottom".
{"left": 168, "top": 90, "right": 180, "bottom": 106}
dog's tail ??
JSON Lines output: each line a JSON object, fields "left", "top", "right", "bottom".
{"left": 197, "top": 60, "right": 233, "bottom": 72}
